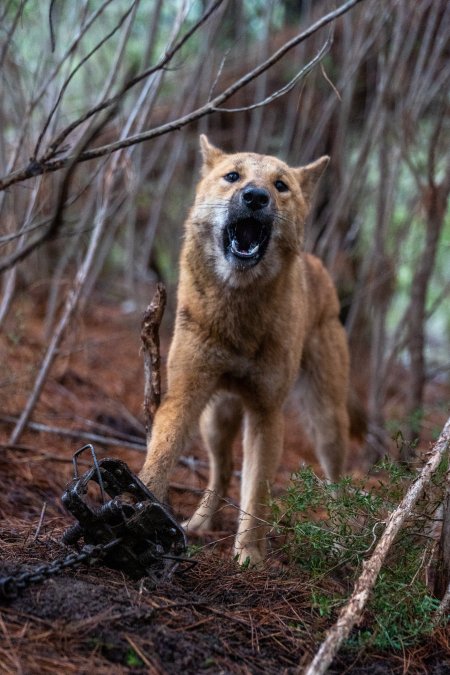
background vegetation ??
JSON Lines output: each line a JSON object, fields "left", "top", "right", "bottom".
{"left": 1, "top": 0, "right": 448, "bottom": 455}
{"left": 0, "top": 2, "right": 449, "bottom": 671}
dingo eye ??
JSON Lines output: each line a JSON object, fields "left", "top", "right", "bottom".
{"left": 224, "top": 171, "right": 239, "bottom": 183}
{"left": 275, "top": 180, "right": 289, "bottom": 192}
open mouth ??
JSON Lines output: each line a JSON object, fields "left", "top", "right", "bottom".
{"left": 223, "top": 217, "right": 271, "bottom": 266}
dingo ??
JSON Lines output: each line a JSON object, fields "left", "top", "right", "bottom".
{"left": 140, "top": 136, "right": 350, "bottom": 565}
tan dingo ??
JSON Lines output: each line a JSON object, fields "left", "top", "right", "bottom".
{"left": 140, "top": 136, "right": 350, "bottom": 565}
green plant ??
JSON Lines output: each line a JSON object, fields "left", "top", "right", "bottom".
{"left": 272, "top": 461, "right": 444, "bottom": 650}
{"left": 310, "top": 590, "right": 341, "bottom": 618}
{"left": 186, "top": 543, "right": 203, "bottom": 557}
{"left": 125, "top": 648, "right": 144, "bottom": 668}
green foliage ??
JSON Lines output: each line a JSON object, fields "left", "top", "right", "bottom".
{"left": 237, "top": 554, "right": 251, "bottom": 570}
{"left": 272, "top": 462, "right": 444, "bottom": 650}
{"left": 310, "top": 590, "right": 341, "bottom": 618}
{"left": 186, "top": 543, "right": 203, "bottom": 557}
{"left": 125, "top": 648, "right": 144, "bottom": 668}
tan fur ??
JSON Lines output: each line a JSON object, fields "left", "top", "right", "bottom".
{"left": 140, "top": 136, "right": 350, "bottom": 565}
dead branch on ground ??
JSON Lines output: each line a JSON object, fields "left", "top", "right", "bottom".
{"left": 0, "top": 415, "right": 214, "bottom": 476}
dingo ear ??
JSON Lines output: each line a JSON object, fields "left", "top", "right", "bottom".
{"left": 293, "top": 156, "right": 330, "bottom": 208}
{"left": 200, "top": 135, "right": 226, "bottom": 174}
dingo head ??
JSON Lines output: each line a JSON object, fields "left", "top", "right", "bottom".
{"left": 189, "top": 135, "right": 329, "bottom": 287}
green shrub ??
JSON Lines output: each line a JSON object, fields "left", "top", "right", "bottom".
{"left": 271, "top": 460, "right": 445, "bottom": 649}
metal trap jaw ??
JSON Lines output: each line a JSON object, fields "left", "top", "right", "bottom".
{"left": 61, "top": 445, "right": 187, "bottom": 578}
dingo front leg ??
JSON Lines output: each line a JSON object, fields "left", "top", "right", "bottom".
{"left": 140, "top": 343, "right": 217, "bottom": 501}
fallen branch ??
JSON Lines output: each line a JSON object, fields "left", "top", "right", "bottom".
{"left": 0, "top": 415, "right": 212, "bottom": 474}
{"left": 0, "top": 415, "right": 146, "bottom": 451}
{"left": 140, "top": 283, "right": 166, "bottom": 441}
{"left": 303, "top": 415, "right": 450, "bottom": 675}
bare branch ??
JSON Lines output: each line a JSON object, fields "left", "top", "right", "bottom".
{"left": 211, "top": 33, "right": 332, "bottom": 113}
{"left": 0, "top": 0, "right": 26, "bottom": 70}
{"left": 8, "top": 197, "right": 109, "bottom": 444}
{"left": 0, "top": 106, "right": 116, "bottom": 273}
{"left": 30, "top": 0, "right": 117, "bottom": 111}
{"left": 40, "top": 0, "right": 225, "bottom": 163}
{"left": 7, "top": 17, "right": 172, "bottom": 443}
{"left": 0, "top": 0, "right": 365, "bottom": 192}
{"left": 32, "top": 1, "right": 137, "bottom": 159}
{"left": 433, "top": 582, "right": 450, "bottom": 627}
{"left": 48, "top": 0, "right": 57, "bottom": 52}
{"left": 0, "top": 218, "right": 50, "bottom": 244}
{"left": 434, "top": 460, "right": 450, "bottom": 599}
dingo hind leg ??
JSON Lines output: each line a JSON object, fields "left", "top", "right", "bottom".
{"left": 185, "top": 393, "right": 243, "bottom": 532}
{"left": 299, "top": 316, "right": 350, "bottom": 482}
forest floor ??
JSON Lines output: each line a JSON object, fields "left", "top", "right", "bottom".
{"left": 0, "top": 292, "right": 448, "bottom": 674}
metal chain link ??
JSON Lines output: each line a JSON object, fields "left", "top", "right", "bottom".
{"left": 0, "top": 538, "right": 121, "bottom": 600}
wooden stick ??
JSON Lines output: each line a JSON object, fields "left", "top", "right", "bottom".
{"left": 1, "top": 415, "right": 146, "bottom": 451}
{"left": 303, "top": 415, "right": 450, "bottom": 675}
{"left": 0, "top": 417, "right": 215, "bottom": 474}
{"left": 33, "top": 501, "right": 47, "bottom": 541}
{"left": 8, "top": 108, "right": 118, "bottom": 444}
{"left": 141, "top": 282, "right": 166, "bottom": 442}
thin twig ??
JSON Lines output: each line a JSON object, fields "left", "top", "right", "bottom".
{"left": 211, "top": 33, "right": 332, "bottom": 113}
{"left": 303, "top": 415, "right": 450, "bottom": 675}
{"left": 0, "top": 95, "right": 119, "bottom": 273}
{"left": 124, "top": 635, "right": 155, "bottom": 672}
{"left": 48, "top": 0, "right": 57, "bottom": 52}
{"left": 33, "top": 502, "right": 47, "bottom": 541}
{"left": 0, "top": 106, "right": 114, "bottom": 274}
{"left": 33, "top": 1, "right": 137, "bottom": 159}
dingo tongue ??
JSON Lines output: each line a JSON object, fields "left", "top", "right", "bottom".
{"left": 233, "top": 217, "right": 264, "bottom": 254}
{"left": 223, "top": 214, "right": 271, "bottom": 265}
{"left": 231, "top": 239, "right": 260, "bottom": 258}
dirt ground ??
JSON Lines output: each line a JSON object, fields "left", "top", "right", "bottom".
{"left": 0, "top": 293, "right": 448, "bottom": 673}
